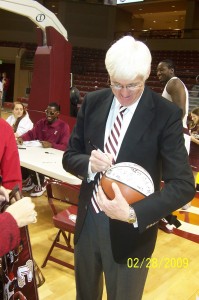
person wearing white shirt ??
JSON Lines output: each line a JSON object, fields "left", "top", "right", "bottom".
{"left": 6, "top": 101, "right": 33, "bottom": 137}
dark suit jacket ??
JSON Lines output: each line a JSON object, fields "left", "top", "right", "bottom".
{"left": 63, "top": 86, "right": 195, "bottom": 263}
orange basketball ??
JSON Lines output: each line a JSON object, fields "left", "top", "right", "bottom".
{"left": 100, "top": 162, "right": 154, "bottom": 205}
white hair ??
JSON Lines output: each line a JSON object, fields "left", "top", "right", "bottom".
{"left": 105, "top": 36, "right": 152, "bottom": 81}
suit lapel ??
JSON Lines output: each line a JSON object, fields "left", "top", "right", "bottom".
{"left": 96, "top": 91, "right": 114, "bottom": 150}
{"left": 117, "top": 87, "right": 155, "bottom": 161}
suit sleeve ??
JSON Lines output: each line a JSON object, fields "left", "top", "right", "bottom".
{"left": 133, "top": 109, "right": 195, "bottom": 233}
{"left": 62, "top": 98, "right": 90, "bottom": 181}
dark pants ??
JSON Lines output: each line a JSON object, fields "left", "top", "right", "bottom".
{"left": 75, "top": 204, "right": 149, "bottom": 300}
{"left": 21, "top": 167, "right": 44, "bottom": 186}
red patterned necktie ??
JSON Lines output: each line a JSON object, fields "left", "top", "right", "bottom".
{"left": 91, "top": 105, "right": 127, "bottom": 213}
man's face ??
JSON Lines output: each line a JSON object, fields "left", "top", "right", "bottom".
{"left": 109, "top": 76, "right": 145, "bottom": 107}
{"left": 191, "top": 113, "right": 199, "bottom": 125}
{"left": 45, "top": 106, "right": 59, "bottom": 123}
{"left": 157, "top": 62, "right": 174, "bottom": 83}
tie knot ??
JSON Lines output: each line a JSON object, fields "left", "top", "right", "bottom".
{"left": 119, "top": 105, "right": 127, "bottom": 115}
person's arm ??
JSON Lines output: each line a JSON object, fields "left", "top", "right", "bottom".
{"left": 40, "top": 123, "right": 70, "bottom": 150}
{"left": 0, "top": 196, "right": 37, "bottom": 257}
{"left": 1, "top": 123, "right": 22, "bottom": 190}
{"left": 20, "top": 120, "right": 41, "bottom": 141}
{"left": 166, "top": 79, "right": 186, "bottom": 117}
{"left": 62, "top": 97, "right": 92, "bottom": 179}
{"left": 191, "top": 134, "right": 199, "bottom": 145}
{"left": 0, "top": 212, "right": 20, "bottom": 257}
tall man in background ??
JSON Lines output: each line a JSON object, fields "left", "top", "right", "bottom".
{"left": 157, "top": 59, "right": 191, "bottom": 221}
{"left": 157, "top": 59, "right": 190, "bottom": 153}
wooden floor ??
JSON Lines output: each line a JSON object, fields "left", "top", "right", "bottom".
{"left": 27, "top": 193, "right": 199, "bottom": 300}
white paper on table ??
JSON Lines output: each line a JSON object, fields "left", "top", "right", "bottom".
{"left": 22, "top": 140, "right": 42, "bottom": 147}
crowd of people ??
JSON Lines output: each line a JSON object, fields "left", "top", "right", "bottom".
{"left": 0, "top": 36, "right": 198, "bottom": 300}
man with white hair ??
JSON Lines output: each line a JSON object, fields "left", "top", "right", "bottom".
{"left": 63, "top": 36, "right": 195, "bottom": 300}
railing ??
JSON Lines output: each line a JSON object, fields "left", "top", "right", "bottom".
{"left": 114, "top": 28, "right": 199, "bottom": 41}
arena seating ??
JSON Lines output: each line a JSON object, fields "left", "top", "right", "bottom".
{"left": 71, "top": 47, "right": 199, "bottom": 106}
{"left": 1, "top": 41, "right": 198, "bottom": 111}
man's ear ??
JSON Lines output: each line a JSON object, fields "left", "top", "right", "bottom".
{"left": 170, "top": 68, "right": 174, "bottom": 74}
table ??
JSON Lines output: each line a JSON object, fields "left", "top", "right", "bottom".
{"left": 18, "top": 146, "right": 82, "bottom": 185}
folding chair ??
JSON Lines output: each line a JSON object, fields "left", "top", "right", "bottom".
{"left": 41, "top": 181, "right": 80, "bottom": 270}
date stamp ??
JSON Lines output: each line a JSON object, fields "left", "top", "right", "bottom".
{"left": 127, "top": 257, "right": 189, "bottom": 269}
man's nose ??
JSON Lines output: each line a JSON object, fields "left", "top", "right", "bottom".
{"left": 121, "top": 87, "right": 131, "bottom": 96}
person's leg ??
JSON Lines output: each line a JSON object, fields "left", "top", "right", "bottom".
{"left": 98, "top": 213, "right": 149, "bottom": 300}
{"left": 21, "top": 167, "right": 31, "bottom": 180}
{"left": 22, "top": 167, "right": 35, "bottom": 191}
{"left": 31, "top": 172, "right": 44, "bottom": 186}
{"left": 75, "top": 206, "right": 103, "bottom": 300}
{"left": 30, "top": 173, "right": 46, "bottom": 197}
{"left": 104, "top": 257, "right": 149, "bottom": 300}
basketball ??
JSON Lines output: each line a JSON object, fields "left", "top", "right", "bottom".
{"left": 100, "top": 162, "right": 154, "bottom": 204}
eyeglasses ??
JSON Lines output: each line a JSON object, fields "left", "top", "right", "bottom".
{"left": 110, "top": 83, "right": 143, "bottom": 91}
{"left": 45, "top": 110, "right": 57, "bottom": 116}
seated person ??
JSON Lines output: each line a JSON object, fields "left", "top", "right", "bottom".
{"left": 17, "top": 102, "right": 70, "bottom": 197}
{"left": 6, "top": 101, "right": 33, "bottom": 137}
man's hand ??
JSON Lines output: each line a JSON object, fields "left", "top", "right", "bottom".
{"left": 0, "top": 186, "right": 9, "bottom": 203}
{"left": 89, "top": 150, "right": 113, "bottom": 173}
{"left": 97, "top": 182, "right": 129, "bottom": 222}
{"left": 40, "top": 141, "right": 52, "bottom": 148}
{"left": 17, "top": 137, "right": 23, "bottom": 145}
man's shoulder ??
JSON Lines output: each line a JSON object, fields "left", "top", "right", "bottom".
{"left": 149, "top": 87, "right": 181, "bottom": 113}
{"left": 0, "top": 118, "right": 11, "bottom": 128}
{"left": 167, "top": 77, "right": 185, "bottom": 88}
{"left": 54, "top": 118, "right": 69, "bottom": 129}
{"left": 0, "top": 118, "right": 14, "bottom": 139}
